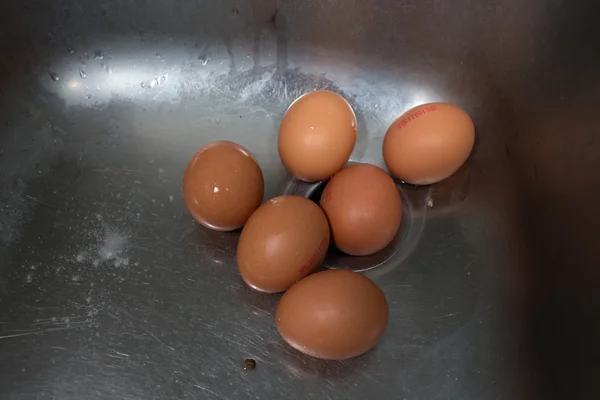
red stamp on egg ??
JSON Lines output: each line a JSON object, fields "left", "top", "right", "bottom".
{"left": 298, "top": 237, "right": 328, "bottom": 274}
{"left": 396, "top": 105, "right": 439, "bottom": 129}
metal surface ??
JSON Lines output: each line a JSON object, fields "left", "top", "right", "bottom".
{"left": 1, "top": 0, "right": 599, "bottom": 399}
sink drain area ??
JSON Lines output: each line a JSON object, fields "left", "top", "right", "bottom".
{"left": 281, "top": 167, "right": 427, "bottom": 272}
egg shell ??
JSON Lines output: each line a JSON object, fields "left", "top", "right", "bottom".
{"left": 382, "top": 102, "right": 475, "bottom": 185}
{"left": 276, "top": 269, "right": 389, "bottom": 360}
{"left": 237, "top": 195, "right": 330, "bottom": 293}
{"left": 320, "top": 163, "right": 402, "bottom": 256}
{"left": 278, "top": 90, "right": 357, "bottom": 182}
{"left": 182, "top": 141, "right": 264, "bottom": 231}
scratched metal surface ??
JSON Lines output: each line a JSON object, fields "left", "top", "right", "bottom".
{"left": 1, "top": 1, "right": 600, "bottom": 399}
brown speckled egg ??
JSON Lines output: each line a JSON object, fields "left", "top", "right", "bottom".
{"left": 237, "top": 195, "right": 330, "bottom": 293}
{"left": 182, "top": 141, "right": 264, "bottom": 231}
{"left": 278, "top": 90, "right": 357, "bottom": 182}
{"left": 320, "top": 163, "right": 402, "bottom": 256}
{"left": 276, "top": 269, "right": 388, "bottom": 360}
{"left": 383, "top": 102, "right": 475, "bottom": 185}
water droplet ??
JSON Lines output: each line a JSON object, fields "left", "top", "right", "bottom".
{"left": 79, "top": 69, "right": 87, "bottom": 79}
{"left": 101, "top": 63, "right": 112, "bottom": 74}
{"left": 48, "top": 71, "right": 59, "bottom": 81}
{"left": 94, "top": 50, "right": 104, "bottom": 60}
{"left": 198, "top": 55, "right": 210, "bottom": 65}
{"left": 68, "top": 46, "right": 75, "bottom": 55}
{"left": 155, "top": 52, "right": 161, "bottom": 58}
{"left": 86, "top": 94, "right": 93, "bottom": 99}
{"left": 141, "top": 73, "right": 168, "bottom": 88}
{"left": 140, "top": 79, "right": 156, "bottom": 89}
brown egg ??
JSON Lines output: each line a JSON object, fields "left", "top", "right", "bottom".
{"left": 383, "top": 102, "right": 475, "bottom": 185}
{"left": 237, "top": 195, "right": 330, "bottom": 293}
{"left": 320, "top": 163, "right": 402, "bottom": 256}
{"left": 276, "top": 269, "right": 388, "bottom": 360}
{"left": 182, "top": 141, "right": 264, "bottom": 231}
{"left": 278, "top": 90, "right": 357, "bottom": 182}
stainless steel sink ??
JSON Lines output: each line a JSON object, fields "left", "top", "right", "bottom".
{"left": 1, "top": 1, "right": 599, "bottom": 399}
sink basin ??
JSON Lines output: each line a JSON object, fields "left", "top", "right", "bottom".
{"left": 1, "top": 1, "right": 599, "bottom": 399}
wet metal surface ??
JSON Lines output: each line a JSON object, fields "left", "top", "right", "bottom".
{"left": 1, "top": 1, "right": 600, "bottom": 399}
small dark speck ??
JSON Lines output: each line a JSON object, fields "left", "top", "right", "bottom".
{"left": 239, "top": 115, "right": 242, "bottom": 119}
{"left": 268, "top": 8, "right": 279, "bottom": 25}
{"left": 243, "top": 358, "right": 256, "bottom": 370}
{"left": 0, "top": 150, "right": 4, "bottom": 156}
{"left": 231, "top": 7, "right": 239, "bottom": 15}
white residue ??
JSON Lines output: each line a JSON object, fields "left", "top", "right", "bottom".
{"left": 98, "top": 232, "right": 127, "bottom": 261}
{"left": 73, "top": 224, "right": 136, "bottom": 271}
{"left": 114, "top": 257, "right": 130, "bottom": 267}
